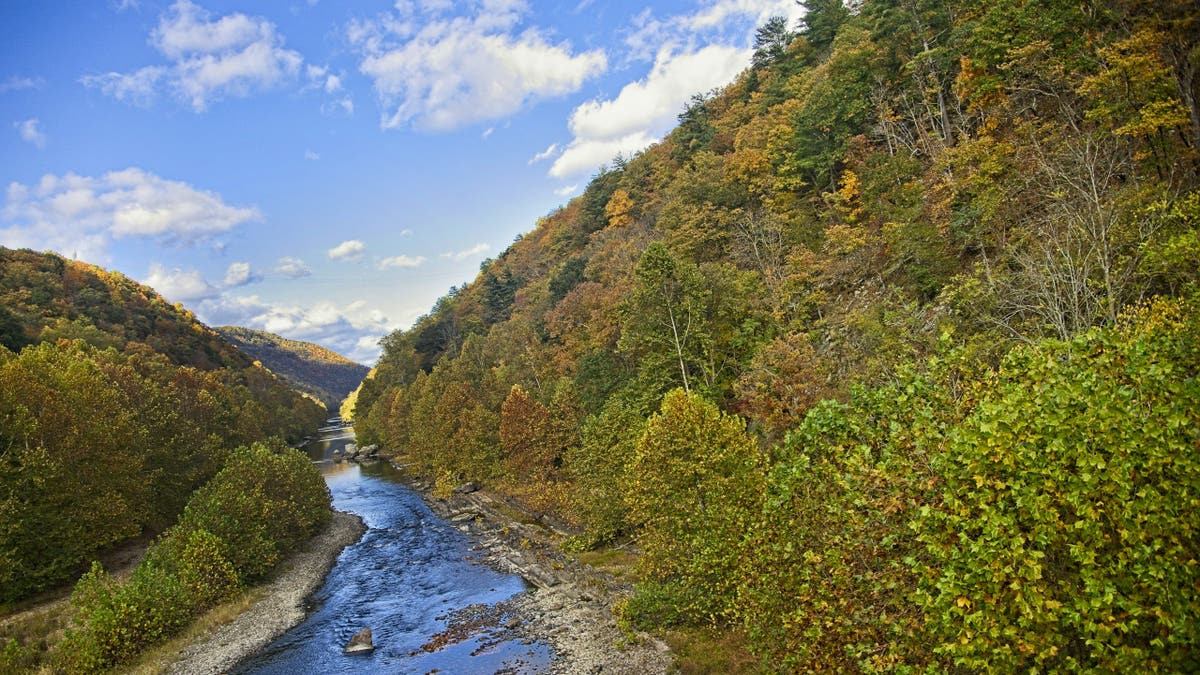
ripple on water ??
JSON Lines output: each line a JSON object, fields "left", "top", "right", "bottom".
{"left": 236, "top": 458, "right": 553, "bottom": 674}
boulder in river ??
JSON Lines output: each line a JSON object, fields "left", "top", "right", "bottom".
{"left": 344, "top": 627, "right": 374, "bottom": 654}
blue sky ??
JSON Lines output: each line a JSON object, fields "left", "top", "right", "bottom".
{"left": 1, "top": 0, "right": 803, "bottom": 363}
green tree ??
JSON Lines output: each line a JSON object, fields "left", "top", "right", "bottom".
{"left": 624, "top": 390, "right": 764, "bottom": 624}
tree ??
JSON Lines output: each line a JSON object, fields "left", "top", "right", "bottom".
{"left": 753, "top": 16, "right": 796, "bottom": 69}
{"left": 624, "top": 390, "right": 763, "bottom": 624}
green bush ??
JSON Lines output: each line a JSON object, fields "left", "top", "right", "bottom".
{"left": 915, "top": 298, "right": 1200, "bottom": 671}
{"left": 55, "top": 440, "right": 332, "bottom": 672}
{"left": 735, "top": 372, "right": 957, "bottom": 672}
{"left": 181, "top": 440, "right": 331, "bottom": 582}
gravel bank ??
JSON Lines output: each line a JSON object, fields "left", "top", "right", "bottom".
{"left": 166, "top": 510, "right": 366, "bottom": 675}
{"left": 409, "top": 473, "right": 673, "bottom": 674}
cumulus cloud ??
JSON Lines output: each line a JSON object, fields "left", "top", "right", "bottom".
{"left": 554, "top": 184, "right": 580, "bottom": 197}
{"left": 328, "top": 239, "right": 366, "bottom": 261}
{"left": 274, "top": 256, "right": 311, "bottom": 278}
{"left": 81, "top": 0, "right": 303, "bottom": 111}
{"left": 441, "top": 242, "right": 489, "bottom": 261}
{"left": 378, "top": 254, "right": 425, "bottom": 269}
{"left": 223, "top": 261, "right": 261, "bottom": 287}
{"left": 550, "top": 45, "right": 750, "bottom": 178}
{"left": 14, "top": 118, "right": 46, "bottom": 148}
{"left": 304, "top": 149, "right": 320, "bottom": 160}
{"left": 144, "top": 263, "right": 220, "bottom": 302}
{"left": 623, "top": 0, "right": 803, "bottom": 62}
{"left": 0, "top": 167, "right": 260, "bottom": 263}
{"left": 196, "top": 294, "right": 391, "bottom": 363}
{"left": 350, "top": 1, "right": 607, "bottom": 130}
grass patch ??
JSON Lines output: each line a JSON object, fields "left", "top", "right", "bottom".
{"left": 663, "top": 625, "right": 760, "bottom": 674}
{"left": 0, "top": 599, "right": 74, "bottom": 673}
{"left": 575, "top": 547, "right": 639, "bottom": 583}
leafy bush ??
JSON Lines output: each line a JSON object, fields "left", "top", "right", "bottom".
{"left": 55, "top": 441, "right": 331, "bottom": 672}
{"left": 915, "top": 298, "right": 1200, "bottom": 671}
{"left": 181, "top": 441, "right": 331, "bottom": 582}
{"left": 736, "top": 372, "right": 958, "bottom": 672}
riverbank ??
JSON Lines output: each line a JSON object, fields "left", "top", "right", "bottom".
{"left": 165, "top": 510, "right": 365, "bottom": 675}
{"left": 396, "top": 466, "right": 674, "bottom": 674}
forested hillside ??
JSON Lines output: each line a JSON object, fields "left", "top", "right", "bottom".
{"left": 355, "top": 0, "right": 1199, "bottom": 669}
{"left": 0, "top": 248, "right": 326, "bottom": 604}
{"left": 215, "top": 326, "right": 369, "bottom": 411}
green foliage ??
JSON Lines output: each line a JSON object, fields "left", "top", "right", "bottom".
{"left": 181, "top": 441, "right": 331, "bottom": 582}
{"left": 55, "top": 440, "right": 331, "bottom": 673}
{"left": 624, "top": 390, "right": 764, "bottom": 625}
{"left": 566, "top": 397, "right": 646, "bottom": 547}
{"left": 737, "top": 372, "right": 958, "bottom": 672}
{"left": 914, "top": 298, "right": 1200, "bottom": 672}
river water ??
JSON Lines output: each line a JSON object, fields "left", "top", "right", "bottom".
{"left": 236, "top": 422, "right": 553, "bottom": 674}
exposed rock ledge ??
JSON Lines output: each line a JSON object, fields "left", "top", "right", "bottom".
{"left": 167, "top": 510, "right": 366, "bottom": 675}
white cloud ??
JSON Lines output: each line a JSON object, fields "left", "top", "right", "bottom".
{"left": 321, "top": 96, "right": 354, "bottom": 116}
{"left": 352, "top": 2, "right": 607, "bottom": 131}
{"left": 196, "top": 294, "right": 392, "bottom": 363}
{"left": 481, "top": 127, "right": 494, "bottom": 140}
{"left": 144, "top": 263, "right": 220, "bottom": 302}
{"left": 328, "top": 239, "right": 366, "bottom": 261}
{"left": 441, "top": 242, "right": 489, "bottom": 261}
{"left": 304, "top": 149, "right": 320, "bottom": 160}
{"left": 378, "top": 254, "right": 426, "bottom": 269}
{"left": 623, "top": 0, "right": 803, "bottom": 62}
{"left": 82, "top": 0, "right": 303, "bottom": 111}
{"left": 550, "top": 45, "right": 750, "bottom": 178}
{"left": 0, "top": 168, "right": 260, "bottom": 263}
{"left": 14, "top": 118, "right": 46, "bottom": 148}
{"left": 529, "top": 142, "right": 559, "bottom": 164}
{"left": 0, "top": 76, "right": 41, "bottom": 93}
{"left": 554, "top": 184, "right": 580, "bottom": 197}
{"left": 223, "top": 261, "right": 261, "bottom": 286}
{"left": 274, "top": 256, "right": 311, "bottom": 278}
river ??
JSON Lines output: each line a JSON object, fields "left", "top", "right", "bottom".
{"left": 235, "top": 421, "right": 553, "bottom": 674}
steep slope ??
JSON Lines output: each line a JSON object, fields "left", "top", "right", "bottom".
{"left": 215, "top": 326, "right": 369, "bottom": 410}
{"left": 352, "top": 1, "right": 1200, "bottom": 669}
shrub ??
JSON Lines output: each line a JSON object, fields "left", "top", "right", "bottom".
{"left": 736, "top": 372, "right": 957, "bottom": 672}
{"left": 55, "top": 440, "right": 332, "bottom": 672}
{"left": 914, "top": 297, "right": 1200, "bottom": 671}
{"left": 180, "top": 440, "right": 331, "bottom": 581}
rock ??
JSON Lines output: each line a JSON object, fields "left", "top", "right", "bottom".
{"left": 344, "top": 627, "right": 374, "bottom": 654}
{"left": 453, "top": 481, "right": 480, "bottom": 494}
{"left": 362, "top": 444, "right": 379, "bottom": 456}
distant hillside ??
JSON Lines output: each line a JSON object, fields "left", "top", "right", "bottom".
{"left": 0, "top": 248, "right": 254, "bottom": 370}
{"left": 0, "top": 247, "right": 326, "bottom": 602}
{"left": 216, "top": 326, "right": 369, "bottom": 410}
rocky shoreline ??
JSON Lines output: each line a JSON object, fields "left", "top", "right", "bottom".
{"left": 163, "top": 460, "right": 671, "bottom": 674}
{"left": 400, "top": 469, "right": 673, "bottom": 674}
{"left": 166, "top": 510, "right": 366, "bottom": 675}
